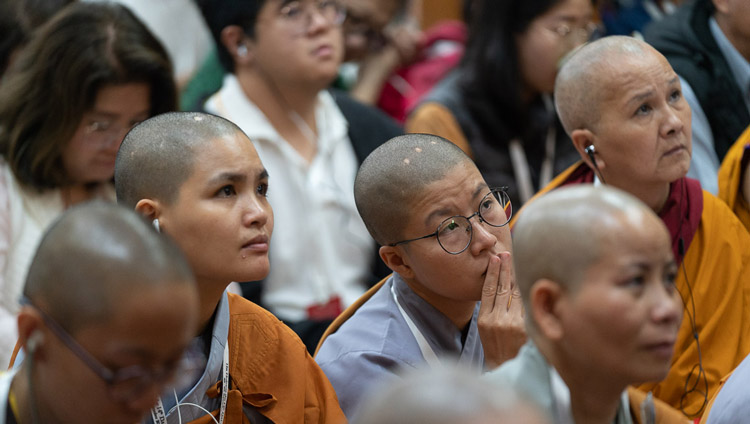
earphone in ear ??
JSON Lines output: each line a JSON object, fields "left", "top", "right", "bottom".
{"left": 152, "top": 218, "right": 160, "bottom": 233}
{"left": 237, "top": 44, "right": 248, "bottom": 58}
{"left": 584, "top": 144, "right": 607, "bottom": 184}
{"left": 27, "top": 331, "right": 44, "bottom": 353}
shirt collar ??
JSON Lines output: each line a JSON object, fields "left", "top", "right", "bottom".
{"left": 710, "top": 16, "right": 750, "bottom": 110}
{"left": 213, "top": 74, "right": 350, "bottom": 155}
{"left": 392, "top": 273, "right": 482, "bottom": 360}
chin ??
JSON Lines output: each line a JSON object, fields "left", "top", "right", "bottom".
{"left": 238, "top": 264, "right": 270, "bottom": 283}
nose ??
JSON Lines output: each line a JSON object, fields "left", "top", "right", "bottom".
{"left": 306, "top": 5, "right": 333, "bottom": 34}
{"left": 650, "top": 282, "right": 683, "bottom": 327}
{"left": 468, "top": 216, "right": 497, "bottom": 256}
{"left": 241, "top": 193, "right": 271, "bottom": 228}
{"left": 660, "top": 105, "right": 686, "bottom": 138}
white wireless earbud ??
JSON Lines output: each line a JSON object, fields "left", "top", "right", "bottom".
{"left": 237, "top": 44, "right": 248, "bottom": 57}
{"left": 152, "top": 218, "right": 160, "bottom": 233}
{"left": 27, "top": 331, "right": 44, "bottom": 353}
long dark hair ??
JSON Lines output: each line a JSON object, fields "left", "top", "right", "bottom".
{"left": 0, "top": 2, "right": 176, "bottom": 191}
{"left": 459, "top": 0, "right": 563, "bottom": 144}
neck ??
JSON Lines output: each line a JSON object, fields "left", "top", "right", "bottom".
{"left": 402, "top": 276, "right": 476, "bottom": 330}
{"left": 61, "top": 183, "right": 103, "bottom": 208}
{"left": 195, "top": 277, "right": 228, "bottom": 336}
{"left": 608, "top": 178, "right": 671, "bottom": 213}
{"left": 715, "top": 13, "right": 750, "bottom": 64}
{"left": 236, "top": 68, "right": 321, "bottom": 160}
{"left": 11, "top": 363, "right": 47, "bottom": 424}
{"left": 541, "top": 344, "right": 625, "bottom": 424}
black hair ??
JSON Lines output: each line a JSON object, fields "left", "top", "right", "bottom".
{"left": 196, "top": 0, "right": 268, "bottom": 73}
{"left": 458, "top": 0, "right": 563, "bottom": 144}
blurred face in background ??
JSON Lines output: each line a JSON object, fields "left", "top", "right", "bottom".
{"left": 63, "top": 83, "right": 150, "bottom": 185}
{"left": 341, "top": 0, "right": 402, "bottom": 61}
{"left": 516, "top": 0, "right": 595, "bottom": 98}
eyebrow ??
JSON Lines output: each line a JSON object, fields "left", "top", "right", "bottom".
{"left": 626, "top": 89, "right": 655, "bottom": 107}
{"left": 423, "top": 181, "right": 490, "bottom": 227}
{"left": 210, "top": 168, "right": 269, "bottom": 185}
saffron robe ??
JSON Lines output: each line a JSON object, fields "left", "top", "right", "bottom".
{"left": 717, "top": 126, "right": 750, "bottom": 232}
{"left": 485, "top": 342, "right": 689, "bottom": 424}
{"left": 188, "top": 293, "right": 346, "bottom": 424}
{"left": 522, "top": 162, "right": 750, "bottom": 417}
{"left": 9, "top": 293, "right": 347, "bottom": 424}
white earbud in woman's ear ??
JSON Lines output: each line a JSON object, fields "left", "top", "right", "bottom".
{"left": 152, "top": 218, "right": 160, "bottom": 233}
{"left": 237, "top": 44, "right": 248, "bottom": 57}
{"left": 27, "top": 331, "right": 44, "bottom": 353}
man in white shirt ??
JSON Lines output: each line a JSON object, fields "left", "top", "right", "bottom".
{"left": 197, "top": 0, "right": 401, "bottom": 350}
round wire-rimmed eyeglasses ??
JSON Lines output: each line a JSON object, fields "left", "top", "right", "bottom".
{"left": 20, "top": 297, "right": 189, "bottom": 403}
{"left": 389, "top": 187, "right": 513, "bottom": 255}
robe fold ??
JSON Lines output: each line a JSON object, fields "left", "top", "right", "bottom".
{"left": 521, "top": 162, "right": 750, "bottom": 417}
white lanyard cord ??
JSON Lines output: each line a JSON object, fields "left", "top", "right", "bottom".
{"left": 390, "top": 285, "right": 441, "bottom": 367}
{"left": 508, "top": 96, "right": 557, "bottom": 204}
{"left": 151, "top": 343, "right": 229, "bottom": 424}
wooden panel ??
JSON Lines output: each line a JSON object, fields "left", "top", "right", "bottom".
{"left": 413, "top": 0, "right": 464, "bottom": 30}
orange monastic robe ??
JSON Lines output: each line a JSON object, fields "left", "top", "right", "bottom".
{"left": 191, "top": 293, "right": 346, "bottom": 424}
{"left": 522, "top": 162, "right": 750, "bottom": 418}
{"left": 717, "top": 126, "right": 750, "bottom": 232}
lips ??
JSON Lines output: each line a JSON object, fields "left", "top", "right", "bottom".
{"left": 312, "top": 44, "right": 334, "bottom": 58}
{"left": 663, "top": 145, "right": 687, "bottom": 157}
{"left": 643, "top": 340, "right": 676, "bottom": 359}
{"left": 241, "top": 234, "right": 269, "bottom": 252}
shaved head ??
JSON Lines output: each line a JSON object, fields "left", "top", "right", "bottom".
{"left": 355, "top": 366, "right": 549, "bottom": 424}
{"left": 554, "top": 36, "right": 652, "bottom": 133}
{"left": 513, "top": 185, "right": 660, "bottom": 310}
{"left": 354, "top": 133, "right": 474, "bottom": 245}
{"left": 24, "top": 201, "right": 194, "bottom": 333}
{"left": 115, "top": 111, "right": 246, "bottom": 208}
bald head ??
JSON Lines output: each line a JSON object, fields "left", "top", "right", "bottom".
{"left": 354, "top": 133, "right": 473, "bottom": 245}
{"left": 354, "top": 366, "right": 549, "bottom": 424}
{"left": 555, "top": 36, "right": 654, "bottom": 134}
{"left": 24, "top": 201, "right": 194, "bottom": 333}
{"left": 513, "top": 186, "right": 661, "bottom": 311}
{"left": 115, "top": 111, "right": 246, "bottom": 208}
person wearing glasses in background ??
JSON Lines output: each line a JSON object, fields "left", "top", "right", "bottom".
{"left": 0, "top": 2, "right": 176, "bottom": 368}
{"left": 315, "top": 133, "right": 526, "bottom": 420}
{"left": 407, "top": 0, "right": 596, "bottom": 209}
{"left": 4, "top": 202, "right": 199, "bottom": 424}
{"left": 197, "top": 0, "right": 402, "bottom": 353}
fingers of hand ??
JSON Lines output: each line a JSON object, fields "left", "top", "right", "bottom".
{"left": 481, "top": 255, "right": 502, "bottom": 303}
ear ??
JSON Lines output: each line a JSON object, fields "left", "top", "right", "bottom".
{"left": 530, "top": 279, "right": 565, "bottom": 341}
{"left": 571, "top": 129, "right": 606, "bottom": 173}
{"left": 135, "top": 198, "right": 161, "bottom": 222}
{"left": 220, "top": 25, "right": 254, "bottom": 66}
{"left": 379, "top": 245, "right": 415, "bottom": 280}
{"left": 17, "top": 307, "right": 46, "bottom": 360}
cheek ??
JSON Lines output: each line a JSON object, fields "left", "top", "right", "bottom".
{"left": 517, "top": 36, "right": 562, "bottom": 94}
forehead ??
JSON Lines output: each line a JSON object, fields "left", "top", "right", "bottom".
{"left": 588, "top": 210, "right": 671, "bottom": 271}
{"left": 598, "top": 48, "right": 676, "bottom": 104}
{"left": 538, "top": 0, "right": 593, "bottom": 21}
{"left": 407, "top": 162, "right": 486, "bottom": 223}
{"left": 344, "top": 0, "right": 400, "bottom": 25}
{"left": 193, "top": 132, "right": 260, "bottom": 169}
